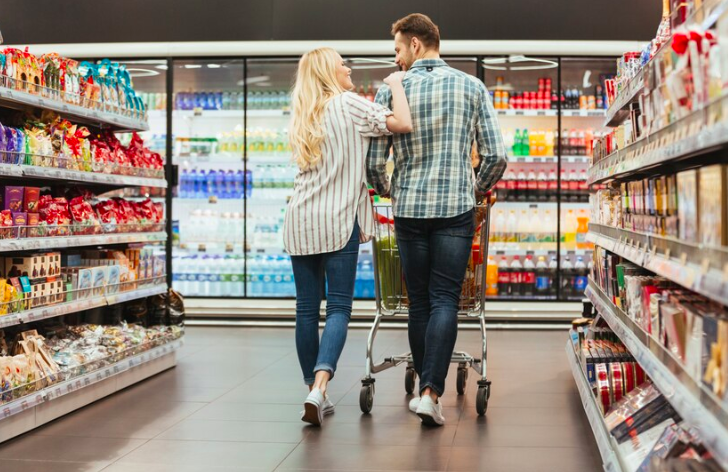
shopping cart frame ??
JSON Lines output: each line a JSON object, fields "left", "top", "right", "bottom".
{"left": 360, "top": 192, "right": 495, "bottom": 416}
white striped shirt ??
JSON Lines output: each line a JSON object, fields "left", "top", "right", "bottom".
{"left": 283, "top": 92, "right": 393, "bottom": 256}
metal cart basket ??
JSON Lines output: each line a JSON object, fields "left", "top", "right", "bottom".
{"left": 360, "top": 194, "right": 495, "bottom": 416}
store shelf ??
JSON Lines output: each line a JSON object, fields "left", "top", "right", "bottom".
{"left": 0, "top": 337, "right": 181, "bottom": 443}
{"left": 0, "top": 283, "right": 167, "bottom": 330}
{"left": 497, "top": 109, "right": 606, "bottom": 118}
{"left": 0, "top": 86, "right": 148, "bottom": 133}
{"left": 588, "top": 223, "right": 728, "bottom": 306}
{"left": 590, "top": 93, "right": 728, "bottom": 185}
{"left": 508, "top": 155, "right": 591, "bottom": 164}
{"left": 0, "top": 231, "right": 167, "bottom": 253}
{"left": 21, "top": 165, "right": 167, "bottom": 188}
{"left": 160, "top": 109, "right": 289, "bottom": 119}
{"left": 565, "top": 340, "right": 625, "bottom": 472}
{"left": 586, "top": 281, "right": 728, "bottom": 470}
{"left": 604, "top": 69, "right": 644, "bottom": 127}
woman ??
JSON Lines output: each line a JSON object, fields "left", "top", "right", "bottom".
{"left": 284, "top": 47, "right": 412, "bottom": 426}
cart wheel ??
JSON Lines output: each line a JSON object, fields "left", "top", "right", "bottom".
{"left": 456, "top": 368, "right": 468, "bottom": 395}
{"left": 359, "top": 385, "right": 374, "bottom": 414}
{"left": 476, "top": 386, "right": 489, "bottom": 416}
{"left": 404, "top": 368, "right": 416, "bottom": 394}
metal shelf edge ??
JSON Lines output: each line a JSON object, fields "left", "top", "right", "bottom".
{"left": 0, "top": 232, "right": 168, "bottom": 252}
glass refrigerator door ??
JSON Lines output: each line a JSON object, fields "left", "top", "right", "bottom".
{"left": 559, "top": 58, "right": 613, "bottom": 300}
{"left": 171, "top": 59, "right": 245, "bottom": 298}
{"left": 483, "top": 56, "right": 560, "bottom": 300}
{"left": 245, "top": 59, "right": 297, "bottom": 298}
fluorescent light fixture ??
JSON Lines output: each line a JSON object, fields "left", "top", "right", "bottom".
{"left": 156, "top": 64, "right": 169, "bottom": 70}
{"left": 347, "top": 58, "right": 397, "bottom": 70}
{"left": 127, "top": 68, "right": 161, "bottom": 77}
{"left": 236, "top": 76, "right": 271, "bottom": 86}
{"left": 482, "top": 55, "right": 558, "bottom": 71}
{"left": 184, "top": 64, "right": 203, "bottom": 69}
{"left": 207, "top": 64, "right": 222, "bottom": 69}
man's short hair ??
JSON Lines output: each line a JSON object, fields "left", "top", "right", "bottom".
{"left": 391, "top": 13, "right": 440, "bottom": 50}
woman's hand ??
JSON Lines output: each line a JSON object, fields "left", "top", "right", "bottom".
{"left": 383, "top": 71, "right": 407, "bottom": 87}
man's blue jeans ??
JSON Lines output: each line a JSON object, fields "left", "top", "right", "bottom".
{"left": 291, "top": 221, "right": 359, "bottom": 385}
{"left": 395, "top": 210, "right": 475, "bottom": 397}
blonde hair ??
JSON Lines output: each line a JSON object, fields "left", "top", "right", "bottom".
{"left": 290, "top": 48, "right": 347, "bottom": 170}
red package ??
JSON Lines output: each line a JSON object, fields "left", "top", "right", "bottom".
{"left": 95, "top": 199, "right": 119, "bottom": 225}
{"left": 153, "top": 202, "right": 164, "bottom": 223}
{"left": 112, "top": 198, "right": 139, "bottom": 231}
{"left": 38, "top": 196, "right": 71, "bottom": 235}
{"left": 136, "top": 198, "right": 155, "bottom": 222}
{"left": 70, "top": 196, "right": 101, "bottom": 235}
{"left": 0, "top": 210, "right": 13, "bottom": 227}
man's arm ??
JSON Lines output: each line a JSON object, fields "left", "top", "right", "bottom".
{"left": 366, "top": 86, "right": 394, "bottom": 196}
{"left": 474, "top": 84, "right": 508, "bottom": 194}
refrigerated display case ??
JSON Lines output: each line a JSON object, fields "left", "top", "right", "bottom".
{"left": 124, "top": 54, "right": 615, "bottom": 303}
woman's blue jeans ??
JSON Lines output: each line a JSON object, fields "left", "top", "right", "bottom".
{"left": 291, "top": 221, "right": 359, "bottom": 385}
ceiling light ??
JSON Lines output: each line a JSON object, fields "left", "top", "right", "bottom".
{"left": 184, "top": 64, "right": 203, "bottom": 69}
{"left": 127, "top": 68, "right": 160, "bottom": 78}
{"left": 207, "top": 64, "right": 222, "bottom": 69}
{"left": 482, "top": 56, "right": 558, "bottom": 71}
{"left": 347, "top": 58, "right": 397, "bottom": 70}
{"left": 155, "top": 64, "right": 168, "bottom": 70}
{"left": 236, "top": 76, "right": 272, "bottom": 86}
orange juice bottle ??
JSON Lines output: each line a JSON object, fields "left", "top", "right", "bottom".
{"left": 576, "top": 210, "right": 590, "bottom": 250}
{"left": 486, "top": 256, "right": 499, "bottom": 296}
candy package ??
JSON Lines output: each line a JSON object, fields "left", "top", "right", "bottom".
{"left": 69, "top": 196, "right": 101, "bottom": 235}
{"left": 95, "top": 199, "right": 119, "bottom": 225}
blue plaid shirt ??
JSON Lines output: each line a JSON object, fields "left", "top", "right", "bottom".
{"left": 366, "top": 58, "right": 508, "bottom": 219}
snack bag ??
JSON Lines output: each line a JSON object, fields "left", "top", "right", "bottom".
{"left": 94, "top": 199, "right": 119, "bottom": 226}
{"left": 70, "top": 196, "right": 101, "bottom": 235}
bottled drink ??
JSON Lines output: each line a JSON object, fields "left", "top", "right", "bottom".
{"left": 535, "top": 256, "right": 550, "bottom": 296}
{"left": 504, "top": 168, "right": 517, "bottom": 200}
{"left": 526, "top": 170, "right": 537, "bottom": 198}
{"left": 523, "top": 255, "right": 536, "bottom": 296}
{"left": 231, "top": 256, "right": 245, "bottom": 297}
{"left": 548, "top": 256, "right": 559, "bottom": 297}
{"left": 510, "top": 256, "right": 523, "bottom": 297}
{"left": 244, "top": 170, "right": 253, "bottom": 199}
{"left": 494, "top": 210, "right": 506, "bottom": 243}
{"left": 562, "top": 256, "right": 574, "bottom": 298}
{"left": 486, "top": 256, "right": 498, "bottom": 297}
{"left": 574, "top": 256, "right": 588, "bottom": 296}
{"left": 179, "top": 169, "right": 189, "bottom": 198}
{"left": 537, "top": 170, "right": 548, "bottom": 202}
{"left": 576, "top": 212, "right": 590, "bottom": 250}
{"left": 498, "top": 257, "right": 510, "bottom": 297}
{"left": 506, "top": 210, "right": 518, "bottom": 243}
{"left": 522, "top": 129, "right": 530, "bottom": 156}
{"left": 548, "top": 169, "right": 558, "bottom": 201}
{"left": 545, "top": 130, "right": 555, "bottom": 156}
{"left": 518, "top": 210, "right": 530, "bottom": 243}
{"left": 208, "top": 170, "right": 218, "bottom": 198}
{"left": 543, "top": 210, "right": 555, "bottom": 243}
{"left": 195, "top": 170, "right": 207, "bottom": 198}
{"left": 512, "top": 129, "right": 522, "bottom": 156}
{"left": 516, "top": 169, "right": 527, "bottom": 202}
{"left": 360, "top": 257, "right": 375, "bottom": 298}
{"left": 563, "top": 209, "right": 578, "bottom": 248}
{"left": 529, "top": 130, "right": 537, "bottom": 156}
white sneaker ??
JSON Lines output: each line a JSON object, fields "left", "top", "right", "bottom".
{"left": 322, "top": 395, "right": 335, "bottom": 416}
{"left": 409, "top": 397, "right": 421, "bottom": 413}
{"left": 416, "top": 395, "right": 445, "bottom": 426}
{"left": 302, "top": 388, "right": 325, "bottom": 426}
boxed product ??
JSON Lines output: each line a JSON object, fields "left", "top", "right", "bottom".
{"left": 77, "top": 268, "right": 92, "bottom": 300}
{"left": 91, "top": 266, "right": 107, "bottom": 297}
{"left": 106, "top": 265, "right": 121, "bottom": 294}
{"left": 4, "top": 186, "right": 23, "bottom": 212}
{"left": 23, "top": 187, "right": 40, "bottom": 212}
{"left": 698, "top": 165, "right": 728, "bottom": 246}
{"left": 677, "top": 170, "right": 699, "bottom": 243}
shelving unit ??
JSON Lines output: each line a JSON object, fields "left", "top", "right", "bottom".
{"left": 0, "top": 62, "right": 177, "bottom": 443}
{"left": 498, "top": 109, "right": 606, "bottom": 118}
{"left": 586, "top": 282, "right": 728, "bottom": 470}
{"left": 565, "top": 340, "right": 625, "bottom": 472}
{"left": 0, "top": 337, "right": 182, "bottom": 443}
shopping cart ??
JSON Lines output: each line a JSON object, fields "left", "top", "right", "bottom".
{"left": 360, "top": 192, "right": 495, "bottom": 416}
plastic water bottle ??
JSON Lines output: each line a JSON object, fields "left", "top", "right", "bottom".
{"left": 179, "top": 169, "right": 189, "bottom": 198}
{"left": 247, "top": 255, "right": 259, "bottom": 296}
{"left": 187, "top": 256, "right": 200, "bottom": 296}
{"left": 215, "top": 171, "right": 225, "bottom": 199}
{"left": 189, "top": 168, "right": 199, "bottom": 199}
{"left": 535, "top": 256, "right": 550, "bottom": 296}
{"left": 195, "top": 170, "right": 207, "bottom": 198}
{"left": 235, "top": 170, "right": 245, "bottom": 199}
{"left": 207, "top": 256, "right": 222, "bottom": 297}
{"left": 208, "top": 170, "right": 218, "bottom": 199}
{"left": 224, "top": 170, "right": 235, "bottom": 199}
{"left": 245, "top": 170, "right": 253, "bottom": 199}
{"left": 548, "top": 257, "right": 558, "bottom": 297}
{"left": 360, "top": 258, "right": 375, "bottom": 298}
{"left": 231, "top": 256, "right": 245, "bottom": 297}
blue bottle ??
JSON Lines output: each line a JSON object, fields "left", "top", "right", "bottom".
{"left": 179, "top": 169, "right": 189, "bottom": 198}
{"left": 244, "top": 170, "right": 253, "bottom": 199}
{"left": 208, "top": 170, "right": 217, "bottom": 198}
{"left": 215, "top": 92, "right": 223, "bottom": 110}
{"left": 189, "top": 169, "right": 198, "bottom": 198}
{"left": 235, "top": 170, "right": 245, "bottom": 199}
{"left": 215, "top": 170, "right": 225, "bottom": 199}
{"left": 196, "top": 170, "right": 207, "bottom": 198}
{"left": 224, "top": 170, "right": 235, "bottom": 199}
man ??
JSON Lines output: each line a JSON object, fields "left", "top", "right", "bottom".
{"left": 367, "top": 13, "right": 507, "bottom": 426}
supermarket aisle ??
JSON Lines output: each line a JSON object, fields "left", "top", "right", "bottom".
{"left": 0, "top": 326, "right": 601, "bottom": 472}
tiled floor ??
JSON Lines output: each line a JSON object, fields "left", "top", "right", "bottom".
{"left": 0, "top": 326, "right": 603, "bottom": 471}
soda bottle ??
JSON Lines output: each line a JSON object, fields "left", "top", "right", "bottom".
{"left": 537, "top": 170, "right": 548, "bottom": 202}
{"left": 548, "top": 169, "right": 558, "bottom": 201}
{"left": 529, "top": 130, "right": 537, "bottom": 156}
{"left": 527, "top": 170, "right": 537, "bottom": 199}
{"left": 523, "top": 255, "right": 536, "bottom": 296}
{"left": 563, "top": 209, "right": 577, "bottom": 248}
{"left": 522, "top": 129, "right": 530, "bottom": 156}
{"left": 576, "top": 211, "right": 590, "bottom": 250}
{"left": 513, "top": 129, "right": 522, "bottom": 156}
{"left": 505, "top": 168, "right": 517, "bottom": 201}
{"left": 516, "top": 169, "right": 527, "bottom": 202}
{"left": 498, "top": 257, "right": 511, "bottom": 297}
{"left": 574, "top": 257, "right": 588, "bottom": 296}
{"left": 535, "top": 256, "right": 550, "bottom": 296}
{"left": 548, "top": 256, "right": 558, "bottom": 297}
{"left": 561, "top": 256, "right": 574, "bottom": 298}
{"left": 510, "top": 256, "right": 523, "bottom": 297}
{"left": 486, "top": 256, "right": 499, "bottom": 296}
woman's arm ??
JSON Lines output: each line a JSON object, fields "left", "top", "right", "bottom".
{"left": 383, "top": 72, "right": 413, "bottom": 133}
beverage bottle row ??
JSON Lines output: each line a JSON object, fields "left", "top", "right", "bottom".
{"left": 356, "top": 84, "right": 377, "bottom": 102}
{"left": 178, "top": 169, "right": 251, "bottom": 199}
{"left": 495, "top": 168, "right": 588, "bottom": 202}
{"left": 490, "top": 209, "right": 557, "bottom": 244}
{"left": 180, "top": 210, "right": 245, "bottom": 246}
{"left": 251, "top": 211, "right": 286, "bottom": 249}
{"left": 247, "top": 254, "right": 296, "bottom": 297}
{"left": 501, "top": 129, "right": 596, "bottom": 157}
{"left": 246, "top": 128, "right": 292, "bottom": 154}
{"left": 485, "top": 255, "right": 590, "bottom": 298}
{"left": 139, "top": 93, "right": 167, "bottom": 111}
{"left": 173, "top": 255, "right": 246, "bottom": 297}
{"left": 174, "top": 91, "right": 243, "bottom": 111}
{"left": 252, "top": 165, "right": 297, "bottom": 198}
{"left": 248, "top": 91, "right": 291, "bottom": 110}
